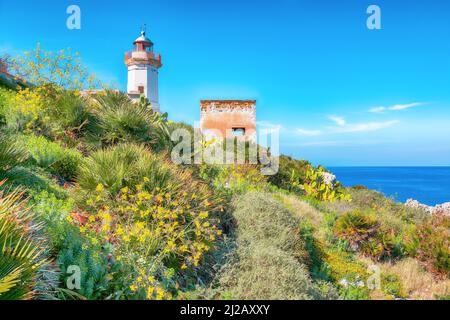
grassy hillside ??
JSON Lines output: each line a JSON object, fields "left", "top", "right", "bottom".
{"left": 0, "top": 48, "right": 448, "bottom": 300}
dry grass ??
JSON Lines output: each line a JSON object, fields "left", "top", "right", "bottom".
{"left": 380, "top": 258, "right": 450, "bottom": 300}
{"left": 215, "top": 192, "right": 338, "bottom": 300}
{"left": 276, "top": 193, "right": 324, "bottom": 226}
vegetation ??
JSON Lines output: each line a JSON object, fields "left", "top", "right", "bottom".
{"left": 0, "top": 44, "right": 448, "bottom": 300}
{"left": 0, "top": 182, "right": 49, "bottom": 299}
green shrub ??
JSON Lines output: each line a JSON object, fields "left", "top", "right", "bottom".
{"left": 268, "top": 155, "right": 311, "bottom": 192}
{"left": 77, "top": 143, "right": 174, "bottom": 195}
{"left": 43, "top": 91, "right": 89, "bottom": 140}
{"left": 50, "top": 148, "right": 82, "bottom": 181}
{"left": 19, "top": 134, "right": 64, "bottom": 168}
{"left": 56, "top": 228, "right": 112, "bottom": 300}
{"left": 31, "top": 190, "right": 75, "bottom": 250}
{"left": 75, "top": 164, "right": 224, "bottom": 299}
{"left": 87, "top": 91, "right": 170, "bottom": 150}
{"left": 381, "top": 273, "right": 406, "bottom": 299}
{"left": 17, "top": 134, "right": 82, "bottom": 180}
{"left": 212, "top": 164, "right": 268, "bottom": 197}
{"left": 302, "top": 166, "right": 351, "bottom": 202}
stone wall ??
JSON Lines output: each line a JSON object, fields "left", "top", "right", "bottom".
{"left": 200, "top": 100, "right": 256, "bottom": 142}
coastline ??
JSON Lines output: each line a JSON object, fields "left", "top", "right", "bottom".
{"left": 330, "top": 166, "right": 450, "bottom": 207}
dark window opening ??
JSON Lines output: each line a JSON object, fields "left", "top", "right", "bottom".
{"left": 138, "top": 86, "right": 144, "bottom": 94}
{"left": 232, "top": 128, "right": 246, "bottom": 136}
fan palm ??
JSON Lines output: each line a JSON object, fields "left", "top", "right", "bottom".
{"left": 0, "top": 181, "right": 49, "bottom": 300}
{"left": 89, "top": 90, "right": 170, "bottom": 149}
{"left": 0, "top": 133, "right": 28, "bottom": 173}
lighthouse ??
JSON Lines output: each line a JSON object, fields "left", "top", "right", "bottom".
{"left": 125, "top": 27, "right": 162, "bottom": 112}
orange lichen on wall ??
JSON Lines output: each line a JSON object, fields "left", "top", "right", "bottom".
{"left": 200, "top": 100, "right": 256, "bottom": 142}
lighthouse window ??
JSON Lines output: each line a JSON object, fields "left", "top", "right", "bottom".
{"left": 232, "top": 128, "right": 246, "bottom": 136}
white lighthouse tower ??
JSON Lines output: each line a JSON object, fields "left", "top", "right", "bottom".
{"left": 125, "top": 27, "right": 162, "bottom": 112}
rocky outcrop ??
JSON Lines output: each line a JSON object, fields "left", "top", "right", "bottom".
{"left": 405, "top": 199, "right": 450, "bottom": 216}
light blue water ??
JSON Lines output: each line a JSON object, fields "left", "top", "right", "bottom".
{"left": 329, "top": 167, "right": 450, "bottom": 206}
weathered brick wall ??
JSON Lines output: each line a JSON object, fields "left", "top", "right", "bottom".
{"left": 200, "top": 100, "right": 256, "bottom": 142}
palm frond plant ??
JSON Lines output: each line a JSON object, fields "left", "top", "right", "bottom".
{"left": 77, "top": 143, "right": 173, "bottom": 196}
{"left": 43, "top": 91, "right": 90, "bottom": 142}
{"left": 87, "top": 90, "right": 170, "bottom": 150}
{"left": 0, "top": 181, "right": 49, "bottom": 300}
{"left": 0, "top": 133, "right": 28, "bottom": 173}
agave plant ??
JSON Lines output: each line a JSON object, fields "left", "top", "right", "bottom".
{"left": 0, "top": 181, "right": 49, "bottom": 300}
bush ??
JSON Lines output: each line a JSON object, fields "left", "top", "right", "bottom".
{"left": 268, "top": 155, "right": 311, "bottom": 192}
{"left": 77, "top": 144, "right": 174, "bottom": 195}
{"left": 412, "top": 214, "right": 450, "bottom": 277}
{"left": 42, "top": 91, "right": 90, "bottom": 144}
{"left": 87, "top": 91, "right": 170, "bottom": 150}
{"left": 75, "top": 172, "right": 223, "bottom": 299}
{"left": 209, "top": 164, "right": 267, "bottom": 197}
{"left": 18, "top": 134, "right": 82, "bottom": 181}
{"left": 333, "top": 210, "right": 402, "bottom": 260}
{"left": 74, "top": 144, "right": 225, "bottom": 299}
{"left": 31, "top": 190, "right": 75, "bottom": 250}
{"left": 51, "top": 148, "right": 82, "bottom": 182}
{"left": 19, "top": 134, "right": 64, "bottom": 168}
{"left": 302, "top": 166, "right": 351, "bottom": 202}
{"left": 56, "top": 228, "right": 112, "bottom": 300}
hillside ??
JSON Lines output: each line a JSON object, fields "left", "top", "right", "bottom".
{"left": 0, "top": 48, "right": 449, "bottom": 300}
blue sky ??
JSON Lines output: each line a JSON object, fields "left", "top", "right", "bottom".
{"left": 1, "top": 0, "right": 449, "bottom": 166}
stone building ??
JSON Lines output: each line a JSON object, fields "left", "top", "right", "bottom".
{"left": 200, "top": 100, "right": 256, "bottom": 142}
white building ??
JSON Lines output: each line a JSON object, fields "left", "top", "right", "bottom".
{"left": 125, "top": 29, "right": 162, "bottom": 112}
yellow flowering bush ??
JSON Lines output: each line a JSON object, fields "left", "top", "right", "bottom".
{"left": 77, "top": 175, "right": 223, "bottom": 299}
{"left": 211, "top": 164, "right": 268, "bottom": 196}
{"left": 10, "top": 44, "right": 99, "bottom": 90}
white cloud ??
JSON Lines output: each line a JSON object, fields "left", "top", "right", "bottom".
{"left": 328, "top": 115, "right": 346, "bottom": 126}
{"left": 369, "top": 102, "right": 425, "bottom": 113}
{"left": 332, "top": 120, "right": 400, "bottom": 133}
{"left": 296, "top": 128, "right": 322, "bottom": 136}
{"left": 257, "top": 120, "right": 284, "bottom": 131}
{"left": 369, "top": 106, "right": 386, "bottom": 113}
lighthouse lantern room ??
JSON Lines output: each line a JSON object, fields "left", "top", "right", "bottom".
{"left": 125, "top": 27, "right": 162, "bottom": 112}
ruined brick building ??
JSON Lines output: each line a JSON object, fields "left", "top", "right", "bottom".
{"left": 200, "top": 100, "right": 256, "bottom": 142}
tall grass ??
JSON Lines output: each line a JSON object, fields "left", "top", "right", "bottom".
{"left": 214, "top": 192, "right": 337, "bottom": 300}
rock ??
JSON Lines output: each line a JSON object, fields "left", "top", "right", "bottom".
{"left": 434, "top": 202, "right": 450, "bottom": 216}
{"left": 405, "top": 199, "right": 433, "bottom": 214}
{"left": 405, "top": 199, "right": 450, "bottom": 216}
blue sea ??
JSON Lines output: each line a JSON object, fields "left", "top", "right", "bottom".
{"left": 329, "top": 167, "right": 450, "bottom": 206}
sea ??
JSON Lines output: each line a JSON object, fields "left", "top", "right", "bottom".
{"left": 328, "top": 167, "right": 450, "bottom": 206}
